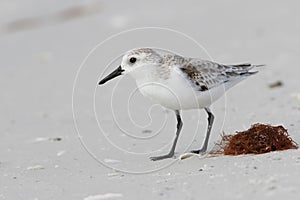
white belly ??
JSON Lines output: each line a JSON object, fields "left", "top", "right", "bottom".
{"left": 134, "top": 69, "right": 227, "bottom": 110}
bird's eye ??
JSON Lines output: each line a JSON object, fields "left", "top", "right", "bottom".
{"left": 129, "top": 57, "right": 137, "bottom": 64}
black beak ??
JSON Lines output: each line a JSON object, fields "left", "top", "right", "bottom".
{"left": 98, "top": 66, "right": 124, "bottom": 85}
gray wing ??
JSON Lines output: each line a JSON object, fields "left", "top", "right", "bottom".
{"left": 178, "top": 58, "right": 259, "bottom": 91}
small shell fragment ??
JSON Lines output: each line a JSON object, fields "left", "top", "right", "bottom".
{"left": 84, "top": 193, "right": 123, "bottom": 200}
{"left": 27, "top": 165, "right": 45, "bottom": 170}
{"left": 179, "top": 153, "right": 198, "bottom": 160}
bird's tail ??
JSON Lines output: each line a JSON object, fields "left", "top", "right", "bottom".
{"left": 230, "top": 63, "right": 265, "bottom": 76}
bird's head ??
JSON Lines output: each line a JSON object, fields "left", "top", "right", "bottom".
{"left": 98, "top": 48, "right": 162, "bottom": 85}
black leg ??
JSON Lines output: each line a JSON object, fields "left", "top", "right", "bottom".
{"left": 191, "top": 107, "right": 214, "bottom": 154}
{"left": 150, "top": 110, "right": 183, "bottom": 161}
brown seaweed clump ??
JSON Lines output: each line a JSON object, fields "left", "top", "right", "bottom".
{"left": 218, "top": 124, "right": 298, "bottom": 155}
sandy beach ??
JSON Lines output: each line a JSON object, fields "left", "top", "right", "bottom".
{"left": 1, "top": 0, "right": 300, "bottom": 199}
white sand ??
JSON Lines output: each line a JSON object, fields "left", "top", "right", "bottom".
{"left": 1, "top": 0, "right": 300, "bottom": 199}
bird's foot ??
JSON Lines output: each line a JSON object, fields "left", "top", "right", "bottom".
{"left": 150, "top": 153, "right": 174, "bottom": 161}
{"left": 190, "top": 148, "right": 207, "bottom": 155}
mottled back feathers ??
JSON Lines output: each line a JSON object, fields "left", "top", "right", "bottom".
{"left": 163, "top": 55, "right": 259, "bottom": 91}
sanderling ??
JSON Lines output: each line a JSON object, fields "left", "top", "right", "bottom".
{"left": 99, "top": 48, "right": 262, "bottom": 161}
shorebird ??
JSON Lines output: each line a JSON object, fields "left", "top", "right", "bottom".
{"left": 99, "top": 48, "right": 261, "bottom": 161}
